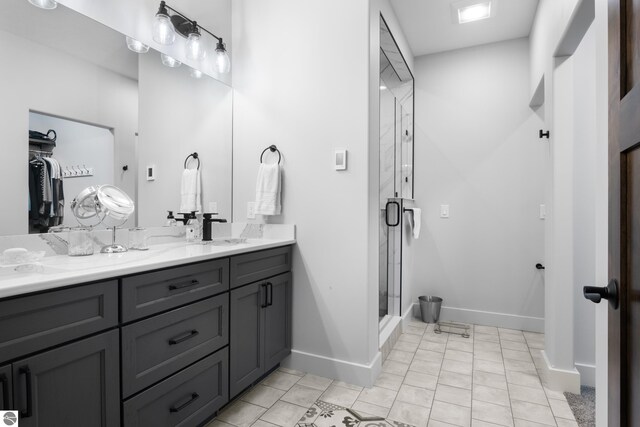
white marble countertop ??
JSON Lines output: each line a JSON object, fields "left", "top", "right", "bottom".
{"left": 0, "top": 224, "right": 295, "bottom": 299}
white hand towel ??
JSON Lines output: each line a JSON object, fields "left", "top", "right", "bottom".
{"left": 411, "top": 208, "right": 422, "bottom": 239}
{"left": 180, "top": 169, "right": 201, "bottom": 213}
{"left": 255, "top": 163, "right": 281, "bottom": 215}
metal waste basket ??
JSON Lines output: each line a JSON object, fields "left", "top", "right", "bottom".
{"left": 419, "top": 296, "right": 443, "bottom": 323}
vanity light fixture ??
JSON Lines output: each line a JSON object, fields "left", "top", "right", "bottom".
{"left": 160, "top": 53, "right": 181, "bottom": 68}
{"left": 27, "top": 0, "right": 57, "bottom": 9}
{"left": 126, "top": 36, "right": 149, "bottom": 54}
{"left": 152, "top": 1, "right": 230, "bottom": 72}
{"left": 458, "top": 1, "right": 492, "bottom": 24}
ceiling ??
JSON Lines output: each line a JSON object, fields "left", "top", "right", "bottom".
{"left": 0, "top": 0, "right": 138, "bottom": 80}
{"left": 389, "top": 0, "right": 540, "bottom": 57}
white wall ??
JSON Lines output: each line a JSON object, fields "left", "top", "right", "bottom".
{"left": 58, "top": 0, "right": 232, "bottom": 85}
{"left": 571, "top": 24, "right": 597, "bottom": 387}
{"left": 137, "top": 51, "right": 233, "bottom": 225}
{"left": 232, "top": 0, "right": 376, "bottom": 385}
{"left": 29, "top": 113, "right": 114, "bottom": 228}
{"left": 0, "top": 29, "right": 138, "bottom": 236}
{"left": 412, "top": 38, "right": 546, "bottom": 331}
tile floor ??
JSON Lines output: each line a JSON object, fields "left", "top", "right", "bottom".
{"left": 208, "top": 321, "right": 579, "bottom": 427}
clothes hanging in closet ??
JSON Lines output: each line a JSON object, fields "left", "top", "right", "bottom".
{"left": 29, "top": 155, "right": 64, "bottom": 232}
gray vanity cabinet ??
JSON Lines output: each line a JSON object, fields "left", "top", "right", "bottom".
{"left": 229, "top": 271, "right": 292, "bottom": 397}
{"left": 0, "top": 364, "right": 11, "bottom": 410}
{"left": 12, "top": 329, "right": 120, "bottom": 427}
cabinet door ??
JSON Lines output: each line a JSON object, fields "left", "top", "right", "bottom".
{"left": 264, "top": 273, "right": 292, "bottom": 370}
{"left": 13, "top": 330, "right": 120, "bottom": 427}
{"left": 0, "top": 364, "right": 11, "bottom": 411}
{"left": 229, "top": 282, "right": 265, "bottom": 397}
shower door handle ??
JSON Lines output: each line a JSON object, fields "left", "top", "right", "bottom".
{"left": 385, "top": 201, "right": 400, "bottom": 227}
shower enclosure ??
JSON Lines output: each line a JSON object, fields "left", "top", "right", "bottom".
{"left": 378, "top": 16, "right": 414, "bottom": 326}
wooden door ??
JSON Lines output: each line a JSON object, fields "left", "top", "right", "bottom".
{"left": 13, "top": 330, "right": 119, "bottom": 427}
{"left": 608, "top": 0, "right": 640, "bottom": 424}
{"left": 264, "top": 273, "right": 292, "bottom": 369}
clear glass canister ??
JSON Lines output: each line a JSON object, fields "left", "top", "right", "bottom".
{"left": 128, "top": 227, "right": 149, "bottom": 250}
{"left": 68, "top": 227, "right": 94, "bottom": 256}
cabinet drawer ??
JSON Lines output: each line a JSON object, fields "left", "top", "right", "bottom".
{"left": 0, "top": 281, "right": 118, "bottom": 363}
{"left": 123, "top": 348, "right": 228, "bottom": 427}
{"left": 121, "top": 259, "right": 229, "bottom": 322}
{"left": 230, "top": 246, "right": 292, "bottom": 289}
{"left": 122, "top": 294, "right": 228, "bottom": 397}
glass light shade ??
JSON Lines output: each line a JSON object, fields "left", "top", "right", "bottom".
{"left": 152, "top": 13, "right": 176, "bottom": 45}
{"left": 214, "top": 47, "right": 231, "bottom": 74}
{"left": 126, "top": 36, "right": 149, "bottom": 54}
{"left": 28, "top": 0, "right": 57, "bottom": 9}
{"left": 186, "top": 32, "right": 206, "bottom": 61}
{"left": 190, "top": 68, "right": 203, "bottom": 79}
{"left": 160, "top": 53, "right": 181, "bottom": 68}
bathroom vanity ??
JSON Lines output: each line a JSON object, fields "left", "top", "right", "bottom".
{"left": 0, "top": 238, "right": 294, "bottom": 427}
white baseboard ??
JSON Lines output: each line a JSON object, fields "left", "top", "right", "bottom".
{"left": 401, "top": 303, "right": 415, "bottom": 330}
{"left": 576, "top": 362, "right": 595, "bottom": 387}
{"left": 541, "top": 350, "right": 581, "bottom": 393}
{"left": 282, "top": 349, "right": 382, "bottom": 388}
{"left": 408, "top": 303, "right": 544, "bottom": 333}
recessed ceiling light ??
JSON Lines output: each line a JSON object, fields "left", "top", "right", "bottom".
{"left": 458, "top": 2, "right": 492, "bottom": 24}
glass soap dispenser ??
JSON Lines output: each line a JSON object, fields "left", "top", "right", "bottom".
{"left": 185, "top": 212, "right": 200, "bottom": 242}
{"left": 166, "top": 210, "right": 177, "bottom": 227}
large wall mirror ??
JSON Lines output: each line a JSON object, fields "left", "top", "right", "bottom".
{"left": 0, "top": 0, "right": 232, "bottom": 235}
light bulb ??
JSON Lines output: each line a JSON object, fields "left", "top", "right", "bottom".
{"left": 214, "top": 41, "right": 230, "bottom": 74}
{"left": 161, "top": 53, "right": 181, "bottom": 68}
{"left": 153, "top": 13, "right": 175, "bottom": 45}
{"left": 28, "top": 0, "right": 57, "bottom": 9}
{"left": 186, "top": 32, "right": 206, "bottom": 61}
{"left": 190, "top": 68, "right": 203, "bottom": 79}
{"left": 126, "top": 36, "right": 149, "bottom": 54}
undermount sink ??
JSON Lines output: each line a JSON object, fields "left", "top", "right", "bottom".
{"left": 209, "top": 237, "right": 247, "bottom": 246}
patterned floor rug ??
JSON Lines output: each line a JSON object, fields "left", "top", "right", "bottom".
{"left": 564, "top": 386, "right": 595, "bottom": 427}
{"left": 297, "top": 400, "right": 415, "bottom": 427}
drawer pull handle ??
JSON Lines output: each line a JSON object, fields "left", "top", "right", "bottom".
{"left": 168, "top": 279, "right": 200, "bottom": 291}
{"left": 0, "top": 373, "right": 9, "bottom": 409}
{"left": 261, "top": 283, "right": 268, "bottom": 308}
{"left": 267, "top": 282, "right": 273, "bottom": 307}
{"left": 18, "top": 366, "right": 32, "bottom": 418}
{"left": 168, "top": 329, "right": 200, "bottom": 345}
{"left": 169, "top": 392, "right": 200, "bottom": 413}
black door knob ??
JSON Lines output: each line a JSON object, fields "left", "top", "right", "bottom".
{"left": 583, "top": 279, "right": 619, "bottom": 309}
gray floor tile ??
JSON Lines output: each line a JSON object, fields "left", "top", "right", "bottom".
{"left": 241, "top": 384, "right": 287, "bottom": 408}
{"left": 261, "top": 371, "right": 301, "bottom": 391}
{"left": 500, "top": 340, "right": 529, "bottom": 352}
{"left": 388, "top": 349, "right": 416, "bottom": 364}
{"left": 383, "top": 360, "right": 410, "bottom": 376}
{"left": 438, "top": 371, "right": 473, "bottom": 390}
{"left": 396, "top": 384, "right": 435, "bottom": 408}
{"left": 388, "top": 400, "right": 431, "bottom": 427}
{"left": 503, "top": 359, "right": 537, "bottom": 374}
{"left": 217, "top": 401, "right": 267, "bottom": 427}
{"left": 280, "top": 384, "right": 323, "bottom": 408}
{"left": 331, "top": 380, "right": 363, "bottom": 392}
{"left": 473, "top": 371, "right": 507, "bottom": 391}
{"left": 508, "top": 383, "right": 548, "bottom": 406}
{"left": 410, "top": 358, "right": 443, "bottom": 376}
{"left": 260, "top": 401, "right": 309, "bottom": 427}
{"left": 404, "top": 370, "right": 439, "bottom": 390}
{"left": 395, "top": 340, "right": 420, "bottom": 352}
{"left": 405, "top": 325, "right": 427, "bottom": 336}
{"left": 351, "top": 400, "right": 390, "bottom": 418}
{"left": 473, "top": 350, "right": 503, "bottom": 363}
{"left": 420, "top": 340, "right": 447, "bottom": 353}
{"left": 415, "top": 349, "right": 446, "bottom": 363}
{"left": 474, "top": 326, "right": 499, "bottom": 335}
{"left": 375, "top": 372, "right": 405, "bottom": 391}
{"left": 447, "top": 340, "right": 474, "bottom": 353}
{"left": 320, "top": 384, "right": 361, "bottom": 407}
{"left": 474, "top": 341, "right": 502, "bottom": 352}
{"left": 296, "top": 373, "right": 333, "bottom": 391}
{"left": 472, "top": 384, "right": 509, "bottom": 407}
{"left": 475, "top": 333, "right": 500, "bottom": 343}
{"left": 400, "top": 333, "right": 423, "bottom": 343}
{"left": 205, "top": 420, "right": 236, "bottom": 427}
{"left": 444, "top": 349, "right": 473, "bottom": 363}
{"left": 251, "top": 421, "right": 280, "bottom": 427}
{"left": 441, "top": 359, "right": 472, "bottom": 375}
{"left": 434, "top": 384, "right": 471, "bottom": 407}
{"left": 513, "top": 420, "right": 554, "bottom": 427}
{"left": 502, "top": 349, "right": 533, "bottom": 362}
{"left": 429, "top": 420, "right": 462, "bottom": 427}
{"left": 548, "top": 398, "right": 576, "bottom": 420}
{"left": 471, "top": 400, "right": 513, "bottom": 426}
{"left": 471, "top": 420, "right": 505, "bottom": 427}
{"left": 429, "top": 400, "right": 471, "bottom": 427}
{"left": 473, "top": 359, "right": 504, "bottom": 375}
{"left": 358, "top": 386, "right": 398, "bottom": 408}
{"left": 278, "top": 367, "right": 305, "bottom": 376}
{"left": 511, "top": 401, "right": 556, "bottom": 426}
{"left": 505, "top": 371, "right": 542, "bottom": 389}
{"left": 555, "top": 419, "right": 579, "bottom": 427}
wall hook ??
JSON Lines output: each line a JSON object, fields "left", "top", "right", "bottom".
{"left": 539, "top": 130, "right": 550, "bottom": 139}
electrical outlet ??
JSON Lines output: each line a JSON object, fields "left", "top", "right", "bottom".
{"left": 440, "top": 205, "right": 450, "bottom": 218}
{"left": 247, "top": 202, "right": 256, "bottom": 219}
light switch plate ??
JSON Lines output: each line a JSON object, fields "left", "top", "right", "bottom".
{"left": 440, "top": 204, "right": 450, "bottom": 218}
{"left": 335, "top": 149, "right": 347, "bottom": 170}
{"left": 247, "top": 202, "right": 256, "bottom": 219}
{"left": 539, "top": 204, "right": 546, "bottom": 220}
{"left": 146, "top": 165, "right": 155, "bottom": 181}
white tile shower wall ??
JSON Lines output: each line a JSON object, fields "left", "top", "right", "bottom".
{"left": 411, "top": 38, "right": 546, "bottom": 331}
